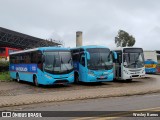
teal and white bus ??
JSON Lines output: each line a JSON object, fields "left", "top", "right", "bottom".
{"left": 71, "top": 45, "right": 117, "bottom": 83}
{"left": 9, "top": 47, "right": 74, "bottom": 86}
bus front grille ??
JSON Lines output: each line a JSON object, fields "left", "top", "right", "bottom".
{"left": 54, "top": 77, "right": 68, "bottom": 79}
{"left": 54, "top": 80, "right": 69, "bottom": 84}
{"left": 132, "top": 75, "right": 139, "bottom": 77}
{"left": 129, "top": 69, "right": 142, "bottom": 72}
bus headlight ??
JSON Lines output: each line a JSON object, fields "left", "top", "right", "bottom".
{"left": 88, "top": 71, "right": 95, "bottom": 76}
{"left": 45, "top": 74, "right": 52, "bottom": 79}
{"left": 69, "top": 74, "right": 74, "bottom": 78}
{"left": 123, "top": 69, "right": 129, "bottom": 74}
{"left": 142, "top": 70, "right": 145, "bottom": 74}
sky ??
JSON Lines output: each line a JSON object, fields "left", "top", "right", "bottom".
{"left": 0, "top": 0, "right": 160, "bottom": 50}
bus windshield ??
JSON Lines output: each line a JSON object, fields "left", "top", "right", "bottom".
{"left": 44, "top": 51, "right": 73, "bottom": 74}
{"left": 87, "top": 48, "right": 113, "bottom": 70}
{"left": 123, "top": 48, "right": 144, "bottom": 68}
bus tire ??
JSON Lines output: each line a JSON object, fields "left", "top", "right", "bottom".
{"left": 75, "top": 74, "right": 79, "bottom": 84}
{"left": 33, "top": 76, "right": 39, "bottom": 87}
{"left": 126, "top": 79, "right": 132, "bottom": 82}
{"left": 16, "top": 74, "right": 21, "bottom": 83}
{"left": 113, "top": 78, "right": 117, "bottom": 81}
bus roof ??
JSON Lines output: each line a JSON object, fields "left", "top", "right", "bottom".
{"left": 112, "top": 47, "right": 143, "bottom": 51}
{"left": 71, "top": 45, "right": 109, "bottom": 50}
{"left": 9, "top": 47, "right": 70, "bottom": 55}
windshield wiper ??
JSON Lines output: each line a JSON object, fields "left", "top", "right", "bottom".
{"left": 91, "top": 67, "right": 98, "bottom": 70}
{"left": 68, "top": 58, "right": 72, "bottom": 63}
{"left": 127, "top": 62, "right": 136, "bottom": 66}
{"left": 88, "top": 64, "right": 98, "bottom": 70}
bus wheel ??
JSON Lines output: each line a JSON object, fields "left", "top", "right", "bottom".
{"left": 126, "top": 79, "right": 132, "bottom": 82}
{"left": 113, "top": 78, "right": 117, "bottom": 82}
{"left": 75, "top": 74, "right": 79, "bottom": 84}
{"left": 33, "top": 76, "right": 39, "bottom": 87}
{"left": 16, "top": 74, "right": 21, "bottom": 83}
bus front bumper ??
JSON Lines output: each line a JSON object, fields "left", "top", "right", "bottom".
{"left": 87, "top": 72, "right": 114, "bottom": 82}
{"left": 123, "top": 73, "right": 145, "bottom": 80}
{"left": 42, "top": 73, "right": 74, "bottom": 85}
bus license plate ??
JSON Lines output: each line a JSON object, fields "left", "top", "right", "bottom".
{"left": 99, "top": 76, "right": 107, "bottom": 79}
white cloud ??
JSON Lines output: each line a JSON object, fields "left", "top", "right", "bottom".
{"left": 0, "top": 0, "right": 160, "bottom": 50}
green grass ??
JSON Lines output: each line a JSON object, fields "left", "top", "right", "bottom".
{"left": 0, "top": 72, "right": 11, "bottom": 81}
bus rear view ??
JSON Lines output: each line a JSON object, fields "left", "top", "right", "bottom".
{"left": 71, "top": 45, "right": 116, "bottom": 83}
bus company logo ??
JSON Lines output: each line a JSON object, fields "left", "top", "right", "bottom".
{"left": 32, "top": 66, "right": 36, "bottom": 71}
{"left": 2, "top": 112, "right": 42, "bottom": 118}
{"left": 16, "top": 67, "right": 28, "bottom": 72}
{"left": 2, "top": 112, "right": 11, "bottom": 117}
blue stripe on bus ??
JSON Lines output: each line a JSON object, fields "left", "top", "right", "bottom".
{"left": 9, "top": 64, "right": 37, "bottom": 73}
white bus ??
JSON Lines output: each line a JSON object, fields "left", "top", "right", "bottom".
{"left": 113, "top": 47, "right": 145, "bottom": 81}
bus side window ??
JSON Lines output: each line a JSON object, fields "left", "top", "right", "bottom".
{"left": 31, "top": 52, "right": 38, "bottom": 63}
{"left": 114, "top": 51, "right": 122, "bottom": 64}
{"left": 72, "top": 49, "right": 80, "bottom": 62}
{"left": 112, "top": 52, "right": 116, "bottom": 63}
{"left": 118, "top": 54, "right": 122, "bottom": 63}
{"left": 38, "top": 60, "right": 43, "bottom": 70}
{"left": 80, "top": 56, "right": 85, "bottom": 67}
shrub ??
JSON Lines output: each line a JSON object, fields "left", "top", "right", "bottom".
{"left": 0, "top": 61, "right": 9, "bottom": 72}
{"left": 0, "top": 72, "right": 10, "bottom": 81}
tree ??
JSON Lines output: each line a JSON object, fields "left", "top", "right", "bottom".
{"left": 115, "top": 30, "right": 135, "bottom": 47}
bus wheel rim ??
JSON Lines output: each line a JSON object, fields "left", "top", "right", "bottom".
{"left": 76, "top": 75, "right": 79, "bottom": 83}
{"left": 17, "top": 76, "right": 20, "bottom": 82}
{"left": 35, "top": 78, "right": 39, "bottom": 86}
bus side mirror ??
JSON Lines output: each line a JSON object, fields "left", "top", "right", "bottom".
{"left": 113, "top": 51, "right": 117, "bottom": 60}
{"left": 86, "top": 52, "right": 90, "bottom": 60}
{"left": 42, "top": 55, "right": 45, "bottom": 62}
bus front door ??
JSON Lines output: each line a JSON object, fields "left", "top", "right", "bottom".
{"left": 79, "top": 55, "right": 87, "bottom": 82}
{"left": 115, "top": 51, "right": 122, "bottom": 80}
